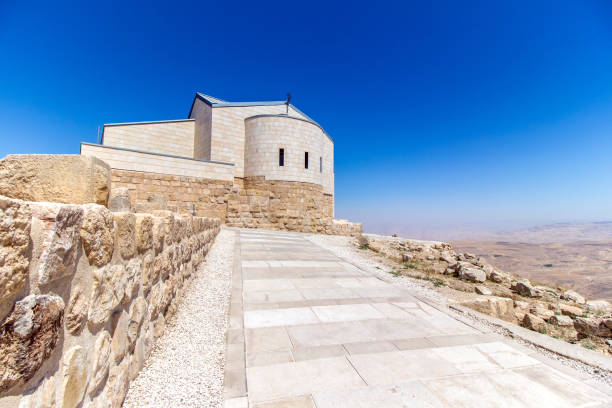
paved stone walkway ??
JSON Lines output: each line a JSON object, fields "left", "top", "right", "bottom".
{"left": 224, "top": 229, "right": 611, "bottom": 408}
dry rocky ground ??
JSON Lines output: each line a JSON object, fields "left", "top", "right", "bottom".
{"left": 454, "top": 239, "right": 612, "bottom": 302}
{"left": 352, "top": 233, "right": 612, "bottom": 357}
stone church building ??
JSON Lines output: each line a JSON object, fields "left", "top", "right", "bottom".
{"left": 81, "top": 92, "right": 359, "bottom": 234}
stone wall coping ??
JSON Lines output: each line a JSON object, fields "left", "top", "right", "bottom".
{"left": 80, "top": 142, "right": 235, "bottom": 166}
{"left": 244, "top": 114, "right": 333, "bottom": 142}
{"left": 103, "top": 119, "right": 196, "bottom": 127}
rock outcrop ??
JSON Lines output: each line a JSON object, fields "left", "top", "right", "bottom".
{"left": 361, "top": 234, "right": 612, "bottom": 355}
{"left": 0, "top": 154, "right": 110, "bottom": 206}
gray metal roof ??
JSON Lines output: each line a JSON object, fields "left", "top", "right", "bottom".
{"left": 196, "top": 93, "right": 228, "bottom": 104}
{"left": 189, "top": 92, "right": 332, "bottom": 141}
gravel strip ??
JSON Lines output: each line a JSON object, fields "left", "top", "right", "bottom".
{"left": 123, "top": 228, "right": 235, "bottom": 408}
{"left": 307, "top": 233, "right": 612, "bottom": 388}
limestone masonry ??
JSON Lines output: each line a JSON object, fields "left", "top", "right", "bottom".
{"left": 0, "top": 192, "right": 220, "bottom": 407}
{"left": 80, "top": 92, "right": 360, "bottom": 235}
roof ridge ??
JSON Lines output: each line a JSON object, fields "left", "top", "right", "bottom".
{"left": 196, "top": 92, "right": 228, "bottom": 103}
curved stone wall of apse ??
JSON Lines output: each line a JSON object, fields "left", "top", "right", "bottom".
{"left": 244, "top": 115, "right": 333, "bottom": 195}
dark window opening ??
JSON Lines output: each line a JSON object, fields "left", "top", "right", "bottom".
{"left": 320, "top": 157, "right": 322, "bottom": 173}
{"left": 305, "top": 152, "right": 309, "bottom": 169}
{"left": 279, "top": 148, "right": 284, "bottom": 166}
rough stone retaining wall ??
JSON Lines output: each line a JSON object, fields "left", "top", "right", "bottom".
{"left": 110, "top": 169, "right": 232, "bottom": 219}
{"left": 110, "top": 170, "right": 362, "bottom": 236}
{"left": 0, "top": 194, "right": 221, "bottom": 408}
{"left": 0, "top": 155, "right": 111, "bottom": 206}
{"left": 225, "top": 176, "right": 334, "bottom": 232}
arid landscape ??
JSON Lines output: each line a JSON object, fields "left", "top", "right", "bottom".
{"left": 454, "top": 222, "right": 612, "bottom": 302}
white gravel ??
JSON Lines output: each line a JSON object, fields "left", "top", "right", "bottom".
{"left": 123, "top": 228, "right": 235, "bottom": 408}
{"left": 307, "top": 233, "right": 612, "bottom": 389}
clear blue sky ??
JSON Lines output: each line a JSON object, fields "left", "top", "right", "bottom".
{"left": 1, "top": 1, "right": 611, "bottom": 238}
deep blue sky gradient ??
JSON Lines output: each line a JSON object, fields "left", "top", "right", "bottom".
{"left": 1, "top": 1, "right": 611, "bottom": 238}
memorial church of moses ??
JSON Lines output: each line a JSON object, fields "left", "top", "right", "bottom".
{"left": 81, "top": 92, "right": 361, "bottom": 235}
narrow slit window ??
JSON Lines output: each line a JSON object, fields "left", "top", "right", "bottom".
{"left": 305, "top": 152, "right": 309, "bottom": 169}
{"left": 320, "top": 157, "right": 322, "bottom": 173}
{"left": 279, "top": 148, "right": 284, "bottom": 166}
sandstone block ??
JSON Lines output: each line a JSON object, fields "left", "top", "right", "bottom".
{"left": 574, "top": 317, "right": 612, "bottom": 337}
{"left": 127, "top": 297, "right": 146, "bottom": 352}
{"left": 111, "top": 312, "right": 129, "bottom": 363}
{"left": 130, "top": 336, "right": 145, "bottom": 381}
{"left": 161, "top": 276, "right": 175, "bottom": 315}
{"left": 19, "top": 375, "right": 56, "bottom": 408}
{"left": 0, "top": 196, "right": 31, "bottom": 303}
{"left": 529, "top": 304, "right": 554, "bottom": 321}
{"left": 65, "top": 288, "right": 88, "bottom": 335}
{"left": 550, "top": 315, "right": 573, "bottom": 327}
{"left": 523, "top": 313, "right": 546, "bottom": 332}
{"left": 103, "top": 362, "right": 129, "bottom": 408}
{"left": 135, "top": 214, "right": 153, "bottom": 253}
{"left": 475, "top": 285, "right": 492, "bottom": 295}
{"left": 0, "top": 294, "right": 65, "bottom": 393}
{"left": 512, "top": 280, "right": 542, "bottom": 298}
{"left": 461, "top": 296, "right": 515, "bottom": 323}
{"left": 37, "top": 204, "right": 84, "bottom": 285}
{"left": 80, "top": 204, "right": 114, "bottom": 266}
{"left": 114, "top": 213, "right": 136, "bottom": 260}
{"left": 152, "top": 217, "right": 165, "bottom": 254}
{"left": 0, "top": 154, "right": 110, "bottom": 205}
{"left": 439, "top": 251, "right": 455, "bottom": 264}
{"left": 124, "top": 258, "right": 141, "bottom": 303}
{"left": 155, "top": 251, "right": 171, "bottom": 281}
{"left": 109, "top": 187, "right": 131, "bottom": 212}
{"left": 141, "top": 252, "right": 155, "bottom": 294}
{"left": 586, "top": 300, "right": 611, "bottom": 315}
{"left": 457, "top": 267, "right": 486, "bottom": 283}
{"left": 61, "top": 345, "right": 87, "bottom": 408}
{"left": 561, "top": 289, "right": 586, "bottom": 305}
{"left": 89, "top": 330, "right": 111, "bottom": 396}
{"left": 88, "top": 265, "right": 126, "bottom": 326}
{"left": 489, "top": 270, "right": 509, "bottom": 283}
{"left": 559, "top": 303, "right": 583, "bottom": 318}
{"left": 147, "top": 283, "right": 163, "bottom": 320}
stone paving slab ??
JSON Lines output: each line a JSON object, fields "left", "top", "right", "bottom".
{"left": 224, "top": 229, "right": 611, "bottom": 408}
{"left": 246, "top": 357, "right": 367, "bottom": 402}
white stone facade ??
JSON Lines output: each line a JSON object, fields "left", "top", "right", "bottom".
{"left": 84, "top": 93, "right": 335, "bottom": 196}
{"left": 244, "top": 115, "right": 333, "bottom": 194}
{"left": 102, "top": 119, "right": 196, "bottom": 158}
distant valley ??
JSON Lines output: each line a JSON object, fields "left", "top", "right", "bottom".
{"left": 453, "top": 222, "right": 612, "bottom": 301}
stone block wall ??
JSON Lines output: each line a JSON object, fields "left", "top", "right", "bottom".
{"left": 207, "top": 105, "right": 306, "bottom": 178}
{"left": 0, "top": 194, "right": 221, "bottom": 408}
{"left": 107, "top": 169, "right": 361, "bottom": 236}
{"left": 102, "top": 120, "right": 196, "bottom": 158}
{"left": 189, "top": 98, "right": 213, "bottom": 160}
{"left": 0, "top": 155, "right": 111, "bottom": 206}
{"left": 225, "top": 176, "right": 336, "bottom": 233}
{"left": 110, "top": 169, "right": 233, "bottom": 219}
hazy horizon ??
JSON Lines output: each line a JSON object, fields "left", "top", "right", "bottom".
{"left": 360, "top": 218, "right": 612, "bottom": 242}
